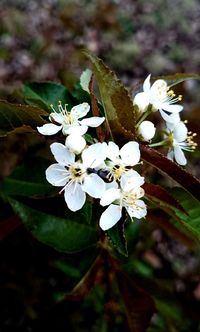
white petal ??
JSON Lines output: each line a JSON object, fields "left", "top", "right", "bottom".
{"left": 159, "top": 110, "right": 180, "bottom": 123}
{"left": 132, "top": 186, "right": 145, "bottom": 199}
{"left": 143, "top": 74, "right": 151, "bottom": 93}
{"left": 71, "top": 102, "right": 90, "bottom": 119}
{"left": 46, "top": 164, "right": 68, "bottom": 186}
{"left": 126, "top": 200, "right": 147, "bottom": 219}
{"left": 167, "top": 150, "right": 174, "bottom": 161}
{"left": 174, "top": 145, "right": 187, "bottom": 165}
{"left": 50, "top": 142, "right": 75, "bottom": 165}
{"left": 37, "top": 123, "right": 62, "bottom": 135}
{"left": 64, "top": 183, "right": 86, "bottom": 211}
{"left": 80, "top": 68, "right": 92, "bottom": 93}
{"left": 82, "top": 142, "right": 107, "bottom": 168}
{"left": 165, "top": 112, "right": 181, "bottom": 125}
{"left": 119, "top": 141, "right": 140, "bottom": 166}
{"left": 173, "top": 122, "right": 187, "bottom": 142}
{"left": 99, "top": 204, "right": 122, "bottom": 231}
{"left": 100, "top": 187, "right": 120, "bottom": 206}
{"left": 65, "top": 134, "right": 86, "bottom": 154}
{"left": 105, "top": 180, "right": 119, "bottom": 190}
{"left": 50, "top": 112, "right": 64, "bottom": 124}
{"left": 138, "top": 121, "right": 156, "bottom": 141}
{"left": 150, "top": 101, "right": 161, "bottom": 111}
{"left": 80, "top": 116, "right": 105, "bottom": 127}
{"left": 151, "top": 79, "right": 167, "bottom": 95}
{"left": 62, "top": 124, "right": 88, "bottom": 136}
{"left": 120, "top": 170, "right": 144, "bottom": 191}
{"left": 161, "top": 104, "right": 183, "bottom": 113}
{"left": 106, "top": 142, "right": 120, "bottom": 162}
{"left": 133, "top": 92, "right": 150, "bottom": 113}
{"left": 82, "top": 173, "right": 105, "bottom": 198}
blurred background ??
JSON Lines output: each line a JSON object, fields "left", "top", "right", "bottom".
{"left": 0, "top": 0, "right": 200, "bottom": 91}
{"left": 0, "top": 0, "right": 200, "bottom": 331}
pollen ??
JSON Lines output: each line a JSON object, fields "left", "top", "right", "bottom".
{"left": 112, "top": 164, "right": 126, "bottom": 180}
{"left": 186, "top": 132, "right": 197, "bottom": 151}
{"left": 69, "top": 164, "right": 85, "bottom": 181}
{"left": 123, "top": 189, "right": 144, "bottom": 209}
{"left": 168, "top": 89, "right": 176, "bottom": 97}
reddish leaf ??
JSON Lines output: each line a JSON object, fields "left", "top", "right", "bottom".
{"left": 116, "top": 270, "right": 155, "bottom": 332}
{"left": 143, "top": 183, "right": 187, "bottom": 214}
{"left": 140, "top": 144, "right": 200, "bottom": 201}
{"left": 11, "top": 125, "right": 37, "bottom": 134}
{"left": 66, "top": 254, "right": 104, "bottom": 301}
{"left": 88, "top": 74, "right": 107, "bottom": 142}
{"left": 84, "top": 51, "right": 137, "bottom": 142}
{"left": 0, "top": 100, "right": 48, "bottom": 137}
{"left": 0, "top": 216, "right": 21, "bottom": 240}
{"left": 147, "top": 209, "right": 195, "bottom": 249}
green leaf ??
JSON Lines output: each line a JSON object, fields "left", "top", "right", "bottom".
{"left": 3, "top": 178, "right": 54, "bottom": 197}
{"left": 84, "top": 51, "right": 136, "bottom": 144}
{"left": 140, "top": 144, "right": 200, "bottom": 202}
{"left": 0, "top": 100, "right": 48, "bottom": 136}
{"left": 23, "top": 82, "right": 74, "bottom": 111}
{"left": 106, "top": 219, "right": 128, "bottom": 257}
{"left": 9, "top": 198, "right": 98, "bottom": 253}
{"left": 54, "top": 260, "right": 81, "bottom": 278}
{"left": 156, "top": 73, "right": 200, "bottom": 87}
{"left": 71, "top": 82, "right": 91, "bottom": 104}
{"left": 170, "top": 188, "right": 200, "bottom": 241}
{"left": 2, "top": 157, "right": 55, "bottom": 197}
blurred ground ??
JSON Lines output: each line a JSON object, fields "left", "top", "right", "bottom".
{"left": 0, "top": 0, "right": 200, "bottom": 93}
{"left": 0, "top": 1, "right": 200, "bottom": 331}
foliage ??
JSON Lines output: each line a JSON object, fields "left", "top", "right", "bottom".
{"left": 0, "top": 52, "right": 200, "bottom": 331}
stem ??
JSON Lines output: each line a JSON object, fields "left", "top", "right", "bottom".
{"left": 136, "top": 104, "right": 153, "bottom": 128}
{"left": 149, "top": 139, "right": 167, "bottom": 147}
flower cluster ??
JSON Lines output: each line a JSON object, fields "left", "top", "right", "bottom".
{"left": 134, "top": 75, "right": 197, "bottom": 165}
{"left": 37, "top": 102, "right": 147, "bottom": 231}
{"left": 37, "top": 74, "right": 198, "bottom": 231}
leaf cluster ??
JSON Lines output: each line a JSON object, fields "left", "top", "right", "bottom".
{"left": 0, "top": 52, "right": 200, "bottom": 331}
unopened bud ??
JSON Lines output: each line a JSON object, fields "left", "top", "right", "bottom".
{"left": 133, "top": 92, "right": 149, "bottom": 113}
{"left": 65, "top": 134, "right": 86, "bottom": 154}
{"left": 138, "top": 121, "right": 156, "bottom": 141}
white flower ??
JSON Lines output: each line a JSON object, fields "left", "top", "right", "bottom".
{"left": 165, "top": 120, "right": 197, "bottom": 166}
{"left": 138, "top": 120, "right": 156, "bottom": 141}
{"left": 104, "top": 141, "right": 141, "bottom": 182}
{"left": 99, "top": 174, "right": 146, "bottom": 231}
{"left": 37, "top": 101, "right": 105, "bottom": 136}
{"left": 46, "top": 142, "right": 107, "bottom": 211}
{"left": 134, "top": 75, "right": 183, "bottom": 121}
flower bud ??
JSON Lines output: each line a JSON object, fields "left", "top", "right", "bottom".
{"left": 138, "top": 121, "right": 156, "bottom": 141}
{"left": 65, "top": 134, "right": 86, "bottom": 154}
{"left": 133, "top": 92, "right": 149, "bottom": 113}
